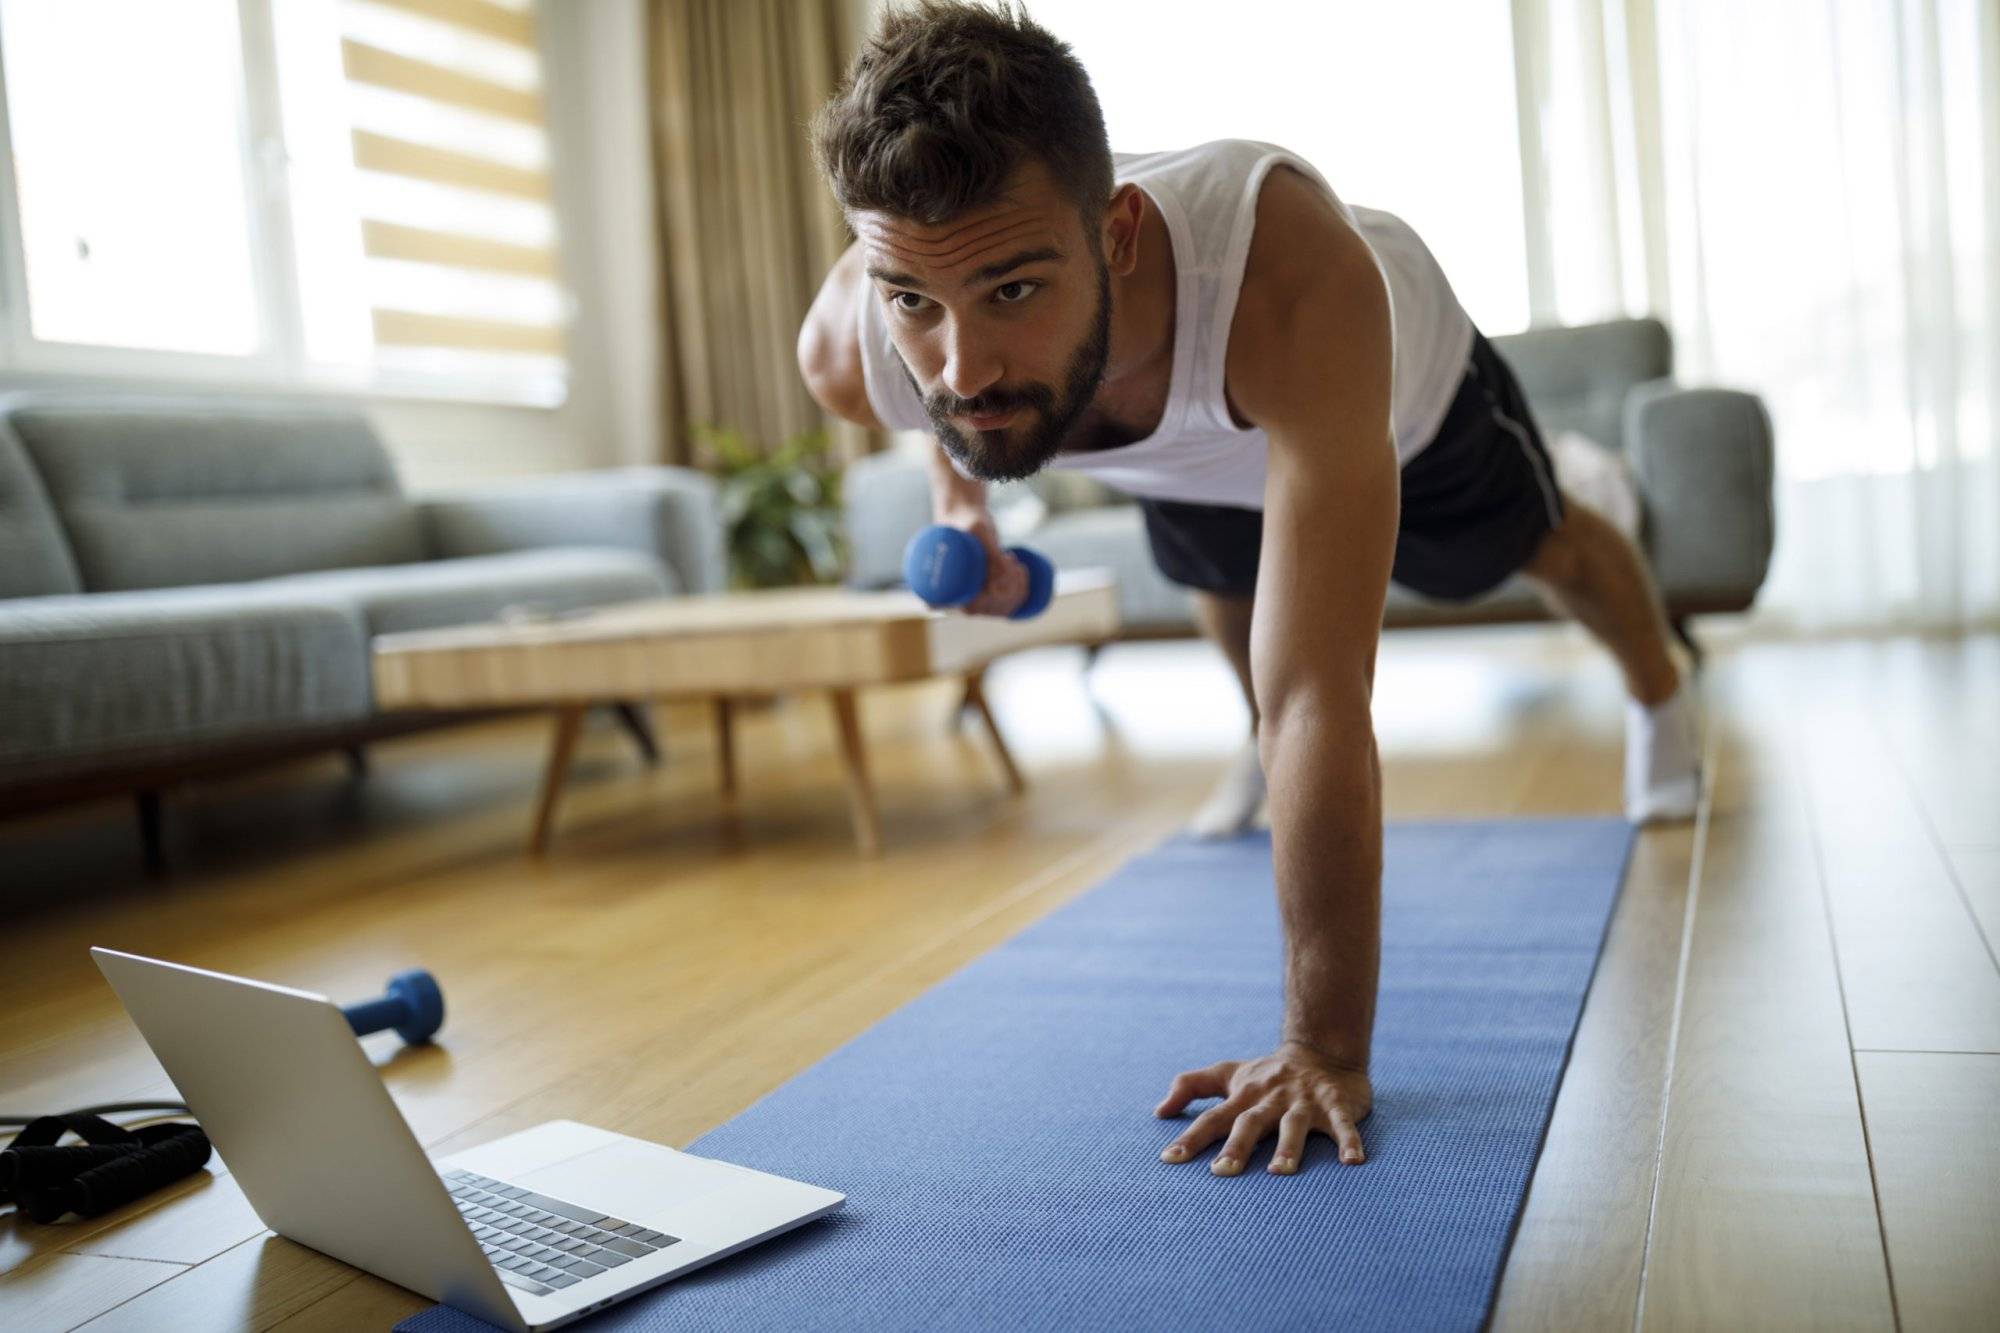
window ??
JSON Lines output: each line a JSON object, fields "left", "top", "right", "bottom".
{"left": 0, "top": 0, "right": 567, "bottom": 406}
{"left": 1, "top": 0, "right": 262, "bottom": 357}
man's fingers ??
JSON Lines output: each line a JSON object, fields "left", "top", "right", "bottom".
{"left": 961, "top": 589, "right": 1008, "bottom": 616}
{"left": 986, "top": 558, "right": 1028, "bottom": 613}
{"left": 1155, "top": 1066, "right": 1230, "bottom": 1118}
{"left": 1329, "top": 1110, "right": 1367, "bottom": 1166}
{"left": 1210, "top": 1102, "right": 1280, "bottom": 1176}
{"left": 1268, "top": 1106, "right": 1315, "bottom": 1175}
{"left": 1159, "top": 1098, "right": 1244, "bottom": 1163}
{"left": 958, "top": 561, "right": 1026, "bottom": 617}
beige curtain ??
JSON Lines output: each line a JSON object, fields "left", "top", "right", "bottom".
{"left": 1514, "top": 0, "right": 2000, "bottom": 631}
{"left": 648, "top": 0, "right": 876, "bottom": 466}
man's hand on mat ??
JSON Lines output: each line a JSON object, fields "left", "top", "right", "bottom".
{"left": 1154, "top": 1043, "right": 1372, "bottom": 1175}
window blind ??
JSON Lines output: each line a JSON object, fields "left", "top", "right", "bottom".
{"left": 278, "top": 0, "right": 568, "bottom": 400}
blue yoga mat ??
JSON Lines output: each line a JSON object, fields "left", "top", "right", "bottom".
{"left": 401, "top": 819, "right": 1633, "bottom": 1333}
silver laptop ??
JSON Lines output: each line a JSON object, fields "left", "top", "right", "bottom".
{"left": 93, "top": 948, "right": 844, "bottom": 1332}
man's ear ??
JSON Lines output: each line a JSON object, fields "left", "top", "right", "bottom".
{"left": 1099, "top": 183, "right": 1146, "bottom": 276}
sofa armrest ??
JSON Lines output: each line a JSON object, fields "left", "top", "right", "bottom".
{"left": 418, "top": 466, "right": 727, "bottom": 596}
{"left": 841, "top": 450, "right": 932, "bottom": 589}
{"left": 1624, "top": 381, "right": 1777, "bottom": 606}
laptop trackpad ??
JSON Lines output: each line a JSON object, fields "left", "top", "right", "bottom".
{"left": 518, "top": 1141, "right": 741, "bottom": 1225}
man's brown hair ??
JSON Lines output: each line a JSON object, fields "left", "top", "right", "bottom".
{"left": 812, "top": 1, "right": 1114, "bottom": 227}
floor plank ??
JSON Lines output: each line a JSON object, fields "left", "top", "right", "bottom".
{"left": 1794, "top": 686, "right": 2000, "bottom": 1054}
{"left": 63, "top": 1173, "right": 267, "bottom": 1268}
{"left": 1944, "top": 846, "right": 2000, "bottom": 975}
{"left": 1, "top": 1166, "right": 263, "bottom": 1280}
{"left": 1863, "top": 636, "right": 2000, "bottom": 850}
{"left": 1854, "top": 1050, "right": 2000, "bottom": 1332}
{"left": 1492, "top": 823, "right": 1696, "bottom": 1332}
{"left": 0, "top": 1252, "right": 184, "bottom": 1330}
{"left": 1491, "top": 643, "right": 1692, "bottom": 1331}
{"left": 73, "top": 1234, "right": 353, "bottom": 1333}
{"left": 265, "top": 1270, "right": 423, "bottom": 1332}
{"left": 1636, "top": 664, "right": 1896, "bottom": 1331}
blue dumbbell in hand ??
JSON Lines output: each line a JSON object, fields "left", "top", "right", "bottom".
{"left": 342, "top": 969, "right": 445, "bottom": 1045}
{"left": 902, "top": 525, "right": 1055, "bottom": 620}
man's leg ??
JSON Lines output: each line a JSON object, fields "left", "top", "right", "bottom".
{"left": 1187, "top": 590, "right": 1268, "bottom": 838}
{"left": 1519, "top": 499, "right": 1701, "bottom": 821}
{"left": 1133, "top": 497, "right": 1273, "bottom": 839}
{"left": 1519, "top": 501, "right": 1679, "bottom": 705}
{"left": 1192, "top": 590, "right": 1259, "bottom": 722}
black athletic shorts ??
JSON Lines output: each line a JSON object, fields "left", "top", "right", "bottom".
{"left": 1136, "top": 329, "right": 1566, "bottom": 602}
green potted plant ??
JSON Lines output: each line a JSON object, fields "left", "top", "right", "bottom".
{"left": 696, "top": 425, "right": 846, "bottom": 589}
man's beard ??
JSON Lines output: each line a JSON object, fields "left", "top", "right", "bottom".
{"left": 906, "top": 263, "right": 1112, "bottom": 483}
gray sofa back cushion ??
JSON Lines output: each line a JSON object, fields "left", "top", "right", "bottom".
{"left": 5, "top": 394, "right": 425, "bottom": 591}
{"left": 1492, "top": 318, "right": 1673, "bottom": 452}
{"left": 0, "top": 421, "right": 82, "bottom": 597}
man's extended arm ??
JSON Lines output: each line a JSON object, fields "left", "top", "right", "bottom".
{"left": 1251, "top": 251, "right": 1396, "bottom": 1073}
{"left": 1156, "top": 174, "right": 1397, "bottom": 1174}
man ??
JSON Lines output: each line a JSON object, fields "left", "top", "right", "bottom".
{"left": 796, "top": 1, "right": 1699, "bottom": 1175}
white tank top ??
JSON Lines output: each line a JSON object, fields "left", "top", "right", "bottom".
{"left": 857, "top": 139, "right": 1475, "bottom": 510}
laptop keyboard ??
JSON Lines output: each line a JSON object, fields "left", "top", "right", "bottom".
{"left": 444, "top": 1169, "right": 681, "bottom": 1298}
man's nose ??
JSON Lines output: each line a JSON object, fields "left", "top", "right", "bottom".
{"left": 940, "top": 320, "right": 1003, "bottom": 403}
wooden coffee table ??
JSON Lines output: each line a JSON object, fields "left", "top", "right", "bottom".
{"left": 370, "top": 573, "right": 1119, "bottom": 856}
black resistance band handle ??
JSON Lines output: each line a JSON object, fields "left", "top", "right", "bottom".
{"left": 0, "top": 1113, "right": 211, "bottom": 1223}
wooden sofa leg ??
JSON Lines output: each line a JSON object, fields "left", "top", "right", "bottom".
{"left": 611, "top": 702, "right": 660, "bottom": 767}
{"left": 136, "top": 789, "right": 166, "bottom": 877}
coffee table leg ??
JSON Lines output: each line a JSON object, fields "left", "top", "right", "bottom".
{"left": 713, "top": 697, "right": 737, "bottom": 801}
{"left": 530, "top": 704, "right": 587, "bottom": 856}
{"left": 964, "top": 669, "right": 1026, "bottom": 796}
{"left": 827, "top": 688, "right": 881, "bottom": 857}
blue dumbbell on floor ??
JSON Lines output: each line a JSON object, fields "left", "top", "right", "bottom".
{"left": 342, "top": 969, "right": 445, "bottom": 1045}
{"left": 902, "top": 525, "right": 1055, "bottom": 620}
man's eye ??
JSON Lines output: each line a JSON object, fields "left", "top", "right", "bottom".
{"left": 994, "top": 281, "right": 1039, "bottom": 304}
{"left": 890, "top": 292, "right": 929, "bottom": 313}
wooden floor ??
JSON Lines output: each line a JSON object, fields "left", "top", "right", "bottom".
{"left": 1, "top": 627, "right": 1994, "bottom": 1331}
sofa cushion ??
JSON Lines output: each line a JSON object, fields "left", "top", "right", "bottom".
{"left": 841, "top": 449, "right": 933, "bottom": 591}
{"left": 0, "top": 584, "right": 373, "bottom": 775}
{"left": 1491, "top": 318, "right": 1673, "bottom": 454}
{"left": 0, "top": 420, "right": 81, "bottom": 598}
{"left": 261, "top": 548, "right": 674, "bottom": 636}
{"left": 4, "top": 393, "right": 426, "bottom": 591}
{"left": 1031, "top": 508, "right": 1193, "bottom": 632}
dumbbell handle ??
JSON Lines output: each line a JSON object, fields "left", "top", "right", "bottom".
{"left": 903, "top": 526, "right": 1054, "bottom": 619}
{"left": 344, "top": 996, "right": 409, "bottom": 1035}
{"left": 342, "top": 969, "right": 445, "bottom": 1046}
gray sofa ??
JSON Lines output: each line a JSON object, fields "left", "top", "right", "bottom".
{"left": 0, "top": 390, "right": 723, "bottom": 853}
{"left": 844, "top": 318, "right": 1775, "bottom": 637}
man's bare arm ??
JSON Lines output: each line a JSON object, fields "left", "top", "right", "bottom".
{"left": 1250, "top": 253, "right": 1396, "bottom": 1076}
{"left": 797, "top": 239, "right": 882, "bottom": 429}
{"left": 1156, "top": 169, "right": 1397, "bottom": 1174}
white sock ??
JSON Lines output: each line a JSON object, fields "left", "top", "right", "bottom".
{"left": 1625, "top": 679, "right": 1702, "bottom": 824}
{"left": 1187, "top": 739, "right": 1266, "bottom": 839}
